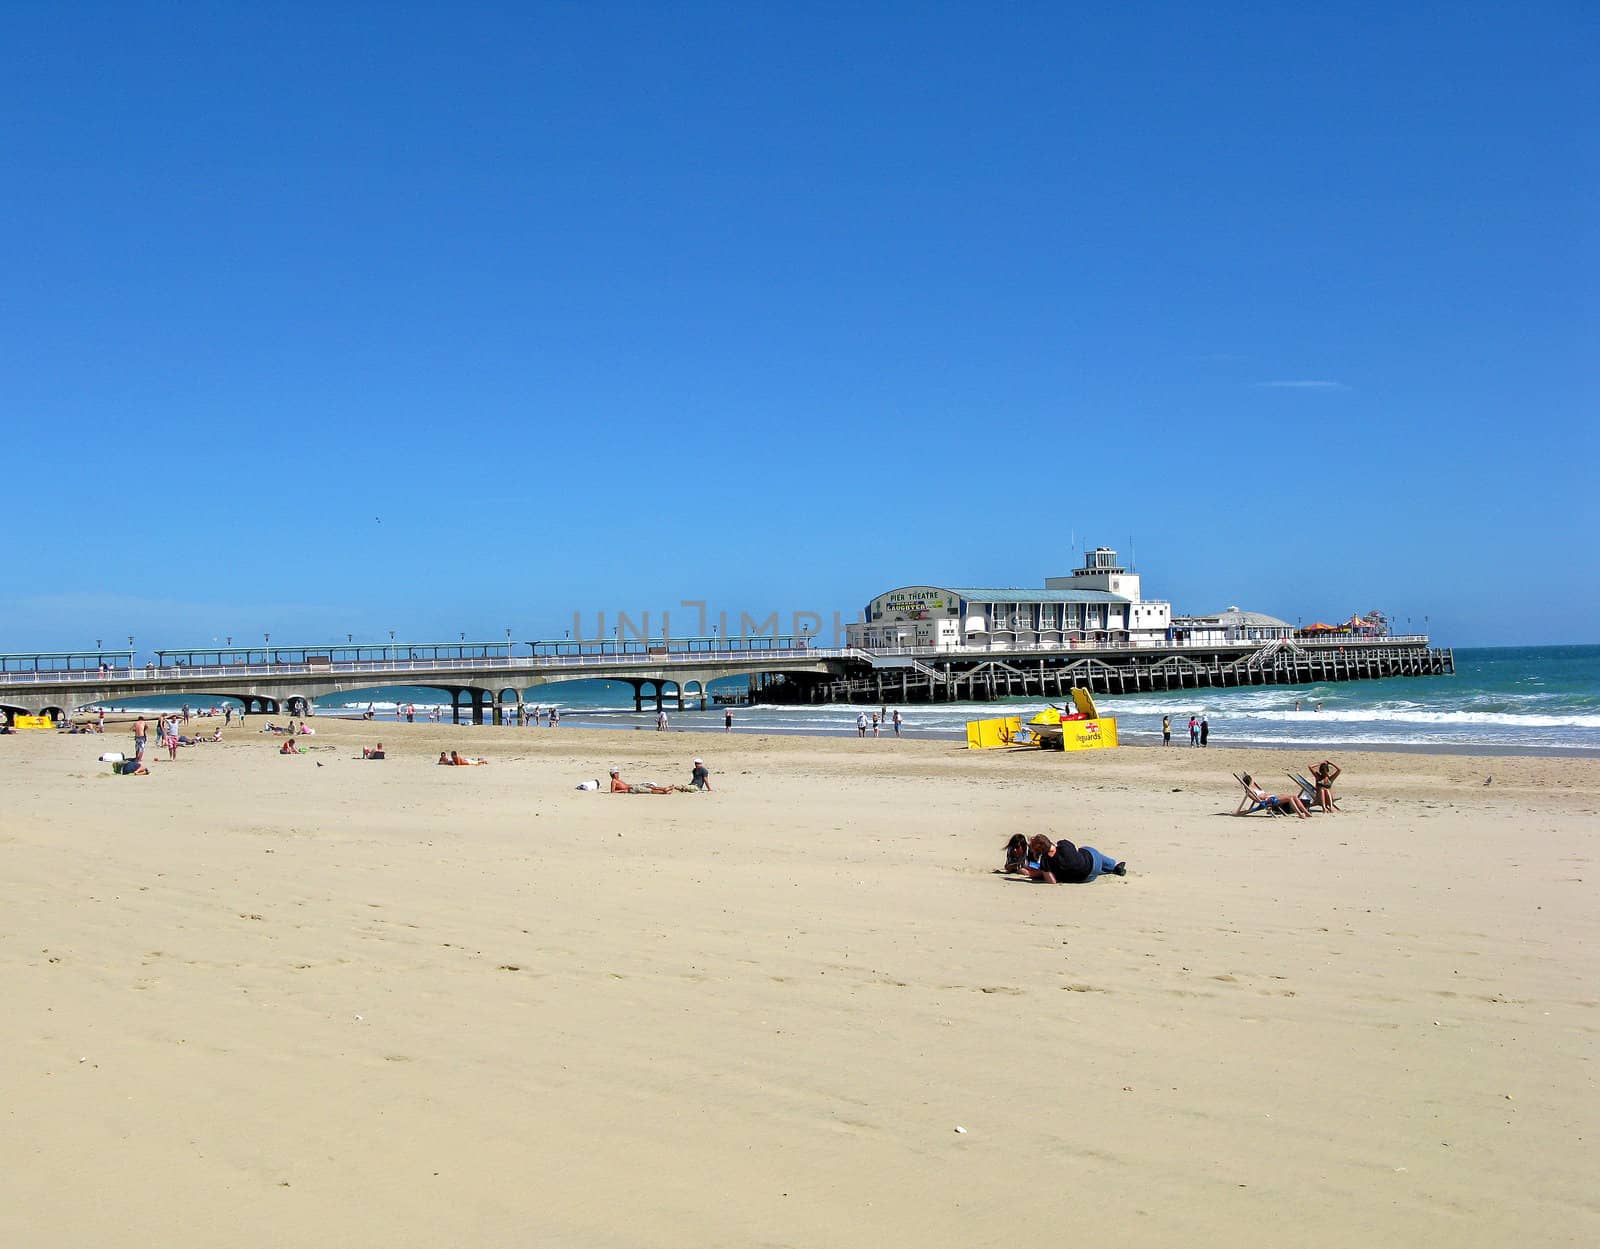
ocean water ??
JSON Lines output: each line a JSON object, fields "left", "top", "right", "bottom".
{"left": 101, "top": 645, "right": 1600, "bottom": 754}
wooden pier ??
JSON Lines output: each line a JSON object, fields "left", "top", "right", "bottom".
{"left": 754, "top": 639, "right": 1455, "bottom": 706}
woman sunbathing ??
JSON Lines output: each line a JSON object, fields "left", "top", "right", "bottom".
{"left": 439, "top": 751, "right": 488, "bottom": 766}
{"left": 1309, "top": 760, "right": 1341, "bottom": 812}
{"left": 1241, "top": 774, "right": 1310, "bottom": 818}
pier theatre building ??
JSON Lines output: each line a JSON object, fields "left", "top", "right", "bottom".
{"left": 846, "top": 548, "right": 1186, "bottom": 651}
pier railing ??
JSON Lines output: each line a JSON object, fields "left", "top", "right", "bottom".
{"left": 0, "top": 647, "right": 847, "bottom": 687}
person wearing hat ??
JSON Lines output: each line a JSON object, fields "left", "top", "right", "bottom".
{"left": 690, "top": 758, "right": 712, "bottom": 791}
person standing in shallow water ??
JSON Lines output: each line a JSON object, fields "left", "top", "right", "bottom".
{"left": 1162, "top": 714, "right": 1171, "bottom": 746}
{"left": 1200, "top": 717, "right": 1210, "bottom": 747}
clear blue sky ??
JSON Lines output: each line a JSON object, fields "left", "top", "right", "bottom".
{"left": 3, "top": 2, "right": 1594, "bottom": 652}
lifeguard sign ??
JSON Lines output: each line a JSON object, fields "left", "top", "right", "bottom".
{"left": 13, "top": 715, "right": 55, "bottom": 729}
{"left": 1028, "top": 689, "right": 1120, "bottom": 752}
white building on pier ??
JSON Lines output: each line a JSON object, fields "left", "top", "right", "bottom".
{"left": 847, "top": 548, "right": 1177, "bottom": 651}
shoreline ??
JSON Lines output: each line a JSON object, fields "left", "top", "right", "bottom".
{"left": 65, "top": 711, "right": 1600, "bottom": 760}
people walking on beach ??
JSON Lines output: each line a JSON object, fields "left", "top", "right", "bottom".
{"left": 1188, "top": 716, "right": 1199, "bottom": 746}
{"left": 657, "top": 708, "right": 669, "bottom": 731}
{"left": 1200, "top": 717, "right": 1210, "bottom": 747}
{"left": 1016, "top": 834, "right": 1127, "bottom": 883}
{"left": 892, "top": 708, "right": 902, "bottom": 737}
{"left": 856, "top": 711, "right": 867, "bottom": 738}
{"left": 97, "top": 707, "right": 106, "bottom": 732}
{"left": 724, "top": 708, "right": 734, "bottom": 732}
{"left": 871, "top": 713, "right": 880, "bottom": 738}
{"left": 549, "top": 708, "right": 560, "bottom": 727}
{"left": 1162, "top": 714, "right": 1171, "bottom": 746}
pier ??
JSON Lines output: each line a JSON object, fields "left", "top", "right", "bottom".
{"left": 756, "top": 636, "right": 1454, "bottom": 705}
{"left": 0, "top": 634, "right": 1452, "bottom": 725}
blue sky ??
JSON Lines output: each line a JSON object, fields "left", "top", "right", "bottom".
{"left": 3, "top": 2, "right": 1594, "bottom": 652}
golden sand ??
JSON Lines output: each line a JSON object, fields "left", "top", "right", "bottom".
{"left": 2, "top": 717, "right": 1595, "bottom": 1246}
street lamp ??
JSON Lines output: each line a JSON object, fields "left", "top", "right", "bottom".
{"left": 388, "top": 629, "right": 395, "bottom": 662}
{"left": 506, "top": 627, "right": 512, "bottom": 658}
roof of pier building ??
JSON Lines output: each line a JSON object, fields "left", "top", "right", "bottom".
{"left": 872, "top": 585, "right": 1132, "bottom": 606}
{"left": 1189, "top": 608, "right": 1294, "bottom": 630}
{"left": 951, "top": 587, "right": 1132, "bottom": 604}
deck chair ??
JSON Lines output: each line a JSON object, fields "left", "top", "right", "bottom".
{"left": 1292, "top": 772, "right": 1340, "bottom": 812}
{"left": 1233, "top": 773, "right": 1285, "bottom": 816}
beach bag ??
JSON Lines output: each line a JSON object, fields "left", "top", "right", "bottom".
{"left": 575, "top": 779, "right": 600, "bottom": 791}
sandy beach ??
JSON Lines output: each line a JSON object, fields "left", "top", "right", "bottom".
{"left": 2, "top": 717, "right": 1595, "bottom": 1247}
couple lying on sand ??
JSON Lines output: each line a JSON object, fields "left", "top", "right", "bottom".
{"left": 439, "top": 751, "right": 488, "bottom": 766}
{"left": 1003, "top": 833, "right": 1127, "bottom": 883}
{"left": 606, "top": 759, "right": 712, "bottom": 794}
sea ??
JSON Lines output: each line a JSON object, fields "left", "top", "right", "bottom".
{"left": 105, "top": 645, "right": 1600, "bottom": 756}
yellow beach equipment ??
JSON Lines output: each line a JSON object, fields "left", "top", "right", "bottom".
{"left": 12, "top": 714, "right": 55, "bottom": 730}
{"left": 1026, "top": 689, "right": 1120, "bottom": 752}
{"left": 965, "top": 715, "right": 1023, "bottom": 749}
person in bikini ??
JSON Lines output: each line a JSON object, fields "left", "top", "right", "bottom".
{"left": 1309, "top": 760, "right": 1341, "bottom": 812}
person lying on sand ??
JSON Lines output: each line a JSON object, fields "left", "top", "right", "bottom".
{"left": 609, "top": 768, "right": 672, "bottom": 794}
{"left": 1016, "top": 834, "right": 1126, "bottom": 883}
{"left": 1001, "top": 833, "right": 1034, "bottom": 873}
{"left": 439, "top": 751, "right": 488, "bottom": 766}
{"left": 116, "top": 758, "right": 149, "bottom": 775}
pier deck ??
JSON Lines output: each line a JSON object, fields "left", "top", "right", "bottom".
{"left": 757, "top": 637, "right": 1453, "bottom": 705}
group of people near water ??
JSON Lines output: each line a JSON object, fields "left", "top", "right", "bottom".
{"left": 1161, "top": 714, "right": 1211, "bottom": 747}
{"left": 856, "top": 708, "right": 903, "bottom": 738}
